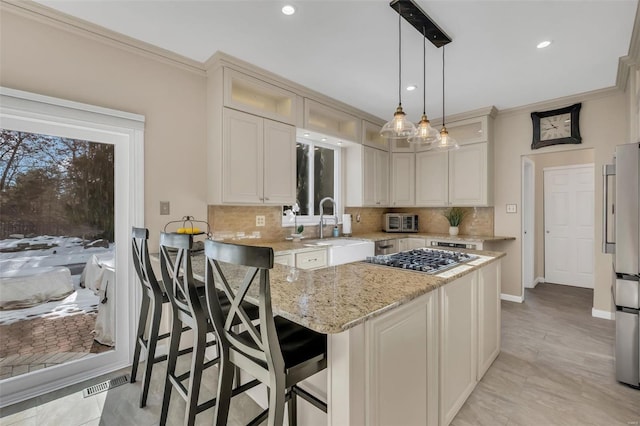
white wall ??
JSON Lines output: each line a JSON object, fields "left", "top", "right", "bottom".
{"left": 0, "top": 5, "right": 208, "bottom": 249}
{"left": 494, "top": 89, "right": 628, "bottom": 313}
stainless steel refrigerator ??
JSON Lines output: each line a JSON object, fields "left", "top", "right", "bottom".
{"left": 603, "top": 141, "right": 640, "bottom": 388}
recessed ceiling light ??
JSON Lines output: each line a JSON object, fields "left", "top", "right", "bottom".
{"left": 406, "top": 85, "right": 417, "bottom": 91}
{"left": 282, "top": 5, "right": 295, "bottom": 15}
{"left": 537, "top": 40, "right": 552, "bottom": 49}
{"left": 337, "top": 141, "right": 343, "bottom": 145}
{"left": 303, "top": 132, "right": 310, "bottom": 137}
{"left": 321, "top": 137, "right": 327, "bottom": 142}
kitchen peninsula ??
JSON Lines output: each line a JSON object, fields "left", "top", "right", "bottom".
{"left": 189, "top": 242, "right": 504, "bottom": 426}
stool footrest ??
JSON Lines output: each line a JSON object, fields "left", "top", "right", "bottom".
{"left": 292, "top": 385, "right": 327, "bottom": 413}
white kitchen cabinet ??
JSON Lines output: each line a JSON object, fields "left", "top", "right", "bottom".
{"left": 390, "top": 137, "right": 415, "bottom": 153}
{"left": 414, "top": 142, "right": 492, "bottom": 207}
{"left": 406, "top": 237, "right": 426, "bottom": 250}
{"left": 390, "top": 153, "right": 415, "bottom": 207}
{"left": 221, "top": 108, "right": 295, "bottom": 205}
{"left": 347, "top": 145, "right": 389, "bottom": 207}
{"left": 448, "top": 142, "right": 491, "bottom": 206}
{"left": 274, "top": 253, "right": 293, "bottom": 266}
{"left": 295, "top": 248, "right": 327, "bottom": 270}
{"left": 362, "top": 120, "right": 389, "bottom": 150}
{"left": 445, "top": 115, "right": 489, "bottom": 146}
{"left": 366, "top": 291, "right": 438, "bottom": 426}
{"left": 397, "top": 238, "right": 408, "bottom": 253}
{"left": 273, "top": 248, "right": 327, "bottom": 270}
{"left": 440, "top": 271, "right": 477, "bottom": 426}
{"left": 416, "top": 150, "right": 448, "bottom": 207}
{"left": 415, "top": 111, "right": 494, "bottom": 207}
{"left": 223, "top": 68, "right": 298, "bottom": 126}
{"left": 477, "top": 260, "right": 501, "bottom": 380}
{"left": 304, "top": 98, "right": 361, "bottom": 142}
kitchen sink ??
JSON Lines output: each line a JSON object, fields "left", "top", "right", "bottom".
{"left": 304, "top": 238, "right": 374, "bottom": 266}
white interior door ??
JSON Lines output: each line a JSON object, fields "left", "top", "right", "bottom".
{"left": 544, "top": 165, "right": 594, "bottom": 288}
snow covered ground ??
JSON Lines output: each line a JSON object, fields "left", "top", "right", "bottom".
{"left": 0, "top": 235, "right": 114, "bottom": 325}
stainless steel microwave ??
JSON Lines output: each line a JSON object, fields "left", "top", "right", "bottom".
{"left": 383, "top": 213, "right": 419, "bottom": 233}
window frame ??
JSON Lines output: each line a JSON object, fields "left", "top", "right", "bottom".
{"left": 0, "top": 86, "right": 144, "bottom": 406}
{"left": 282, "top": 137, "right": 341, "bottom": 227}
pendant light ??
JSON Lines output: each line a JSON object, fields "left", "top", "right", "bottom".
{"left": 408, "top": 26, "right": 440, "bottom": 146}
{"left": 434, "top": 45, "right": 459, "bottom": 150}
{"left": 380, "top": 3, "right": 417, "bottom": 139}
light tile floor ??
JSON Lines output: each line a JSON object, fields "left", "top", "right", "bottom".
{"left": 1, "top": 283, "right": 639, "bottom": 425}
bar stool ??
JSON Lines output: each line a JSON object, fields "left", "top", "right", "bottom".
{"left": 158, "top": 233, "right": 259, "bottom": 426}
{"left": 130, "top": 227, "right": 191, "bottom": 408}
{"left": 203, "top": 239, "right": 328, "bottom": 426}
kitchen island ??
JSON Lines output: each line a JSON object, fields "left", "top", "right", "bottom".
{"left": 189, "top": 243, "right": 504, "bottom": 426}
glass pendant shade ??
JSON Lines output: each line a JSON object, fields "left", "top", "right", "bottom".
{"left": 408, "top": 114, "right": 440, "bottom": 145}
{"left": 433, "top": 126, "right": 459, "bottom": 150}
{"left": 380, "top": 104, "right": 417, "bottom": 139}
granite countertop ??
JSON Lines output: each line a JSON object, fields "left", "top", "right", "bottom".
{"left": 188, "top": 248, "right": 505, "bottom": 335}
{"left": 350, "top": 232, "right": 516, "bottom": 243}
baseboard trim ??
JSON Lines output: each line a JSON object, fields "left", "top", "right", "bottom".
{"left": 534, "top": 276, "right": 545, "bottom": 287}
{"left": 592, "top": 308, "right": 615, "bottom": 320}
{"left": 501, "top": 293, "right": 524, "bottom": 303}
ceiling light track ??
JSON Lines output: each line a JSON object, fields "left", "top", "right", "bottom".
{"left": 389, "top": 0, "right": 451, "bottom": 47}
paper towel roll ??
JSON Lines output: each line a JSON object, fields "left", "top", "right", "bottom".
{"left": 342, "top": 214, "right": 352, "bottom": 235}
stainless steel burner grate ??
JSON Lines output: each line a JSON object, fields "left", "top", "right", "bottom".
{"left": 365, "top": 248, "right": 477, "bottom": 274}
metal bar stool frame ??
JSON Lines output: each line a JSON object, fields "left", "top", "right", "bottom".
{"left": 130, "top": 227, "right": 192, "bottom": 408}
{"left": 204, "top": 239, "right": 328, "bottom": 426}
{"left": 158, "top": 233, "right": 259, "bottom": 426}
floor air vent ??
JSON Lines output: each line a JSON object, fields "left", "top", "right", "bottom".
{"left": 82, "top": 374, "right": 129, "bottom": 398}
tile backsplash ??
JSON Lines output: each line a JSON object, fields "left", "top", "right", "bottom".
{"left": 389, "top": 207, "right": 494, "bottom": 236}
{"left": 208, "top": 205, "right": 494, "bottom": 241}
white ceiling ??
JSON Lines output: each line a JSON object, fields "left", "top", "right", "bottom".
{"left": 36, "top": 0, "right": 637, "bottom": 122}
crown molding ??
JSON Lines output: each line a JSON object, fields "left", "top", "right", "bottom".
{"left": 496, "top": 86, "right": 622, "bottom": 118}
{"left": 616, "top": 0, "right": 640, "bottom": 91}
{"left": 1, "top": 0, "right": 206, "bottom": 76}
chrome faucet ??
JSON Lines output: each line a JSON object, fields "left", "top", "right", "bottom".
{"left": 318, "top": 197, "right": 338, "bottom": 239}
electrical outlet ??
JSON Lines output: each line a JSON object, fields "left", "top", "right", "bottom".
{"left": 160, "top": 201, "right": 170, "bottom": 215}
{"left": 256, "top": 215, "right": 266, "bottom": 227}
{"left": 506, "top": 204, "right": 517, "bottom": 214}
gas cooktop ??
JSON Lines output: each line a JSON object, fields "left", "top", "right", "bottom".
{"left": 365, "top": 248, "right": 477, "bottom": 275}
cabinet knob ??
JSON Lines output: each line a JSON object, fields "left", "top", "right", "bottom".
{"left": 265, "top": 197, "right": 270, "bottom": 201}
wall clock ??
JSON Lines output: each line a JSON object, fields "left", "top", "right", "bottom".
{"left": 531, "top": 103, "right": 582, "bottom": 149}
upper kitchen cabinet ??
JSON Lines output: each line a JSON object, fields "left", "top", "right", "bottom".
{"left": 206, "top": 53, "right": 390, "bottom": 205}
{"left": 416, "top": 109, "right": 495, "bottom": 207}
{"left": 390, "top": 153, "right": 415, "bottom": 207}
{"left": 390, "top": 137, "right": 415, "bottom": 153}
{"left": 223, "top": 68, "right": 299, "bottom": 126}
{"left": 446, "top": 116, "right": 489, "bottom": 145}
{"left": 449, "top": 142, "right": 492, "bottom": 206}
{"left": 346, "top": 144, "right": 389, "bottom": 207}
{"left": 304, "top": 99, "right": 361, "bottom": 142}
{"left": 220, "top": 108, "right": 295, "bottom": 205}
{"left": 362, "top": 120, "right": 389, "bottom": 150}
{"left": 416, "top": 150, "right": 448, "bottom": 206}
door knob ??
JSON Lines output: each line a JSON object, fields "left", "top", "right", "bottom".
{"left": 546, "top": 230, "right": 550, "bottom": 233}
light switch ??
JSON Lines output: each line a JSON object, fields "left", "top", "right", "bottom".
{"left": 160, "top": 201, "right": 170, "bottom": 215}
{"left": 506, "top": 204, "right": 517, "bottom": 214}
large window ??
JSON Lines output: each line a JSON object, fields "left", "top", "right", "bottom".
{"left": 284, "top": 138, "right": 340, "bottom": 224}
